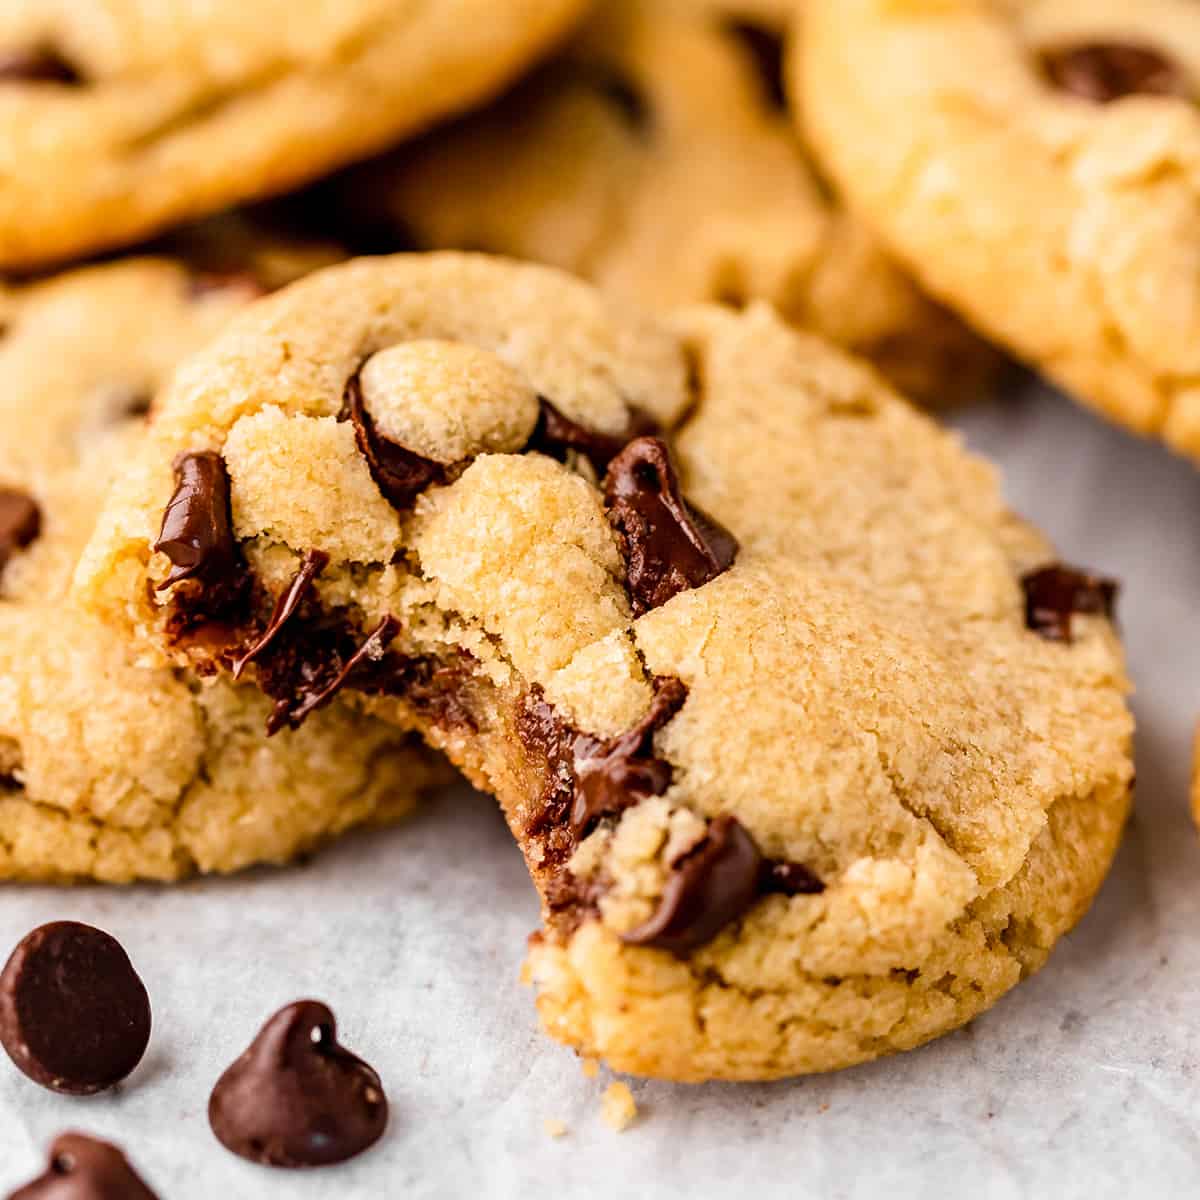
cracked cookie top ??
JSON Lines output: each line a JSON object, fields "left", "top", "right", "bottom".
{"left": 323, "top": 0, "right": 993, "bottom": 406}
{"left": 802, "top": 0, "right": 1200, "bottom": 459}
{"left": 76, "top": 253, "right": 1132, "bottom": 995}
{"left": 0, "top": 246, "right": 445, "bottom": 884}
{"left": 0, "top": 0, "right": 587, "bottom": 269}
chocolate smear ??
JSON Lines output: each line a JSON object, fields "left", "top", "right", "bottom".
{"left": 233, "top": 549, "right": 329, "bottom": 679}
{"left": 0, "top": 922, "right": 151, "bottom": 1096}
{"left": 1041, "top": 42, "right": 1190, "bottom": 103}
{"left": 7, "top": 1132, "right": 160, "bottom": 1200}
{"left": 1021, "top": 563, "right": 1118, "bottom": 643}
{"left": 209, "top": 1000, "right": 388, "bottom": 1168}
{"left": 528, "top": 396, "right": 658, "bottom": 476}
{"left": 604, "top": 436, "right": 738, "bottom": 614}
{"left": 0, "top": 48, "right": 82, "bottom": 86}
{"left": 570, "top": 677, "right": 687, "bottom": 838}
{"left": 343, "top": 373, "right": 444, "bottom": 510}
{"left": 623, "top": 816, "right": 824, "bottom": 956}
{"left": 154, "top": 450, "right": 240, "bottom": 590}
{"left": 0, "top": 489, "right": 40, "bottom": 578}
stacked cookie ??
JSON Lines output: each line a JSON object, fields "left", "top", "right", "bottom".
{"left": 0, "top": 0, "right": 1138, "bottom": 1120}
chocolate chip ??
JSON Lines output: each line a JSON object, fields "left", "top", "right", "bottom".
{"left": 528, "top": 397, "right": 658, "bottom": 476}
{"left": 622, "top": 816, "right": 824, "bottom": 956}
{"left": 209, "top": 1000, "right": 388, "bottom": 1168}
{"left": 343, "top": 373, "right": 444, "bottom": 510}
{"left": 1021, "top": 563, "right": 1118, "bottom": 643}
{"left": 263, "top": 614, "right": 401, "bottom": 735}
{"left": 571, "top": 677, "right": 687, "bottom": 838}
{"left": 1041, "top": 42, "right": 1190, "bottom": 103}
{"left": 604, "top": 437, "right": 738, "bottom": 615}
{"left": 0, "top": 922, "right": 151, "bottom": 1095}
{"left": 154, "top": 450, "right": 241, "bottom": 590}
{"left": 0, "top": 489, "right": 40, "bottom": 578}
{"left": 0, "top": 48, "right": 83, "bottom": 86}
{"left": 233, "top": 549, "right": 329, "bottom": 679}
{"left": 6, "top": 1132, "right": 160, "bottom": 1200}
{"left": 724, "top": 21, "right": 788, "bottom": 111}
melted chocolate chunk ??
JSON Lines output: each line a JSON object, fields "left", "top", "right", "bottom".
{"left": 154, "top": 451, "right": 241, "bottom": 590}
{"left": 528, "top": 397, "right": 658, "bottom": 476}
{"left": 0, "top": 489, "right": 40, "bottom": 578}
{"left": 1041, "top": 42, "right": 1190, "bottom": 103}
{"left": 571, "top": 677, "right": 687, "bottom": 838}
{"left": 0, "top": 47, "right": 82, "bottom": 86}
{"left": 1022, "top": 563, "right": 1118, "bottom": 643}
{"left": 209, "top": 1000, "right": 387, "bottom": 1168}
{"left": 724, "top": 21, "right": 788, "bottom": 111}
{"left": 7, "top": 1133, "right": 160, "bottom": 1200}
{"left": 233, "top": 549, "right": 329, "bottom": 679}
{"left": 343, "top": 374, "right": 444, "bottom": 510}
{"left": 260, "top": 614, "right": 400, "bottom": 735}
{"left": 622, "top": 816, "right": 824, "bottom": 956}
{"left": 604, "top": 437, "right": 738, "bottom": 614}
{"left": 0, "top": 922, "right": 151, "bottom": 1096}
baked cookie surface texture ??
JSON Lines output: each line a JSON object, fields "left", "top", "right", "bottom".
{"left": 77, "top": 253, "right": 1134, "bottom": 1080}
{"left": 802, "top": 0, "right": 1200, "bottom": 459}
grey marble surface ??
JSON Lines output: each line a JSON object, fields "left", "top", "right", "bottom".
{"left": 1, "top": 380, "right": 1198, "bottom": 1198}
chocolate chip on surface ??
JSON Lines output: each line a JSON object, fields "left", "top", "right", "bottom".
{"left": 233, "top": 549, "right": 329, "bottom": 679}
{"left": 209, "top": 1000, "right": 388, "bottom": 1168}
{"left": 153, "top": 451, "right": 240, "bottom": 590}
{"left": 723, "top": 21, "right": 788, "bottom": 111}
{"left": 6, "top": 1132, "right": 160, "bottom": 1200}
{"left": 0, "top": 922, "right": 151, "bottom": 1095}
{"left": 762, "top": 859, "right": 825, "bottom": 897}
{"left": 1021, "top": 563, "right": 1118, "bottom": 643}
{"left": 528, "top": 397, "right": 658, "bottom": 476}
{"left": 0, "top": 489, "right": 40, "bottom": 578}
{"left": 0, "top": 48, "right": 82, "bottom": 86}
{"left": 343, "top": 373, "right": 444, "bottom": 510}
{"left": 604, "top": 437, "right": 738, "bottom": 614}
{"left": 622, "top": 815, "right": 765, "bottom": 956}
{"left": 1041, "top": 42, "right": 1190, "bottom": 103}
{"left": 571, "top": 677, "right": 687, "bottom": 838}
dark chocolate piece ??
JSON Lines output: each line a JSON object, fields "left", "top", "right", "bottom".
{"left": 343, "top": 373, "right": 444, "bottom": 510}
{"left": 0, "top": 48, "right": 82, "bottom": 86}
{"left": 264, "top": 614, "right": 400, "bottom": 735}
{"left": 6, "top": 1132, "right": 159, "bottom": 1200}
{"left": 723, "top": 21, "right": 787, "bottom": 111}
{"left": 1021, "top": 563, "right": 1118, "bottom": 643}
{"left": 233, "top": 549, "right": 329, "bottom": 679}
{"left": 604, "top": 437, "right": 738, "bottom": 614}
{"left": 0, "top": 922, "right": 151, "bottom": 1095}
{"left": 153, "top": 450, "right": 240, "bottom": 590}
{"left": 570, "top": 677, "right": 687, "bottom": 838}
{"left": 623, "top": 817, "right": 825, "bottom": 956}
{"left": 528, "top": 397, "right": 658, "bottom": 476}
{"left": 0, "top": 488, "right": 40, "bottom": 577}
{"left": 1041, "top": 42, "right": 1190, "bottom": 103}
{"left": 209, "top": 1000, "right": 388, "bottom": 1168}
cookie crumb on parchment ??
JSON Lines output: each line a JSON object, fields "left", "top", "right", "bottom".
{"left": 601, "top": 1082, "right": 638, "bottom": 1131}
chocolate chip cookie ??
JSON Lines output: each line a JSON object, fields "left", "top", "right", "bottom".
{"left": 327, "top": 0, "right": 993, "bottom": 406}
{"left": 0, "top": 251, "right": 447, "bottom": 883}
{"left": 77, "top": 253, "right": 1133, "bottom": 1080}
{"left": 802, "top": 0, "right": 1200, "bottom": 460}
{"left": 0, "top": 0, "right": 587, "bottom": 270}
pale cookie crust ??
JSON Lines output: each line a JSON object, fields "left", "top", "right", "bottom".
{"left": 0, "top": 0, "right": 587, "bottom": 269}
{"left": 77, "top": 254, "right": 1133, "bottom": 1080}
{"left": 332, "top": 0, "right": 993, "bottom": 406}
{"left": 801, "top": 0, "right": 1200, "bottom": 460}
{"left": 0, "top": 253, "right": 446, "bottom": 884}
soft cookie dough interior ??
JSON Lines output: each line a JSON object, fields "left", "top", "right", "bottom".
{"left": 77, "top": 254, "right": 1133, "bottom": 1079}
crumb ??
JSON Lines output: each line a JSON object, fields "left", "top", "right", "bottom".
{"left": 581, "top": 1056, "right": 599, "bottom": 1079}
{"left": 818, "top": 1103, "right": 830, "bottom": 1114}
{"left": 519, "top": 960, "right": 533, "bottom": 986}
{"left": 601, "top": 1082, "right": 637, "bottom": 1132}
{"left": 544, "top": 1118, "right": 568, "bottom": 1139}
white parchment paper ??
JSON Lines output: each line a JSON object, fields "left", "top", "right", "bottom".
{"left": 1, "top": 379, "right": 1198, "bottom": 1199}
